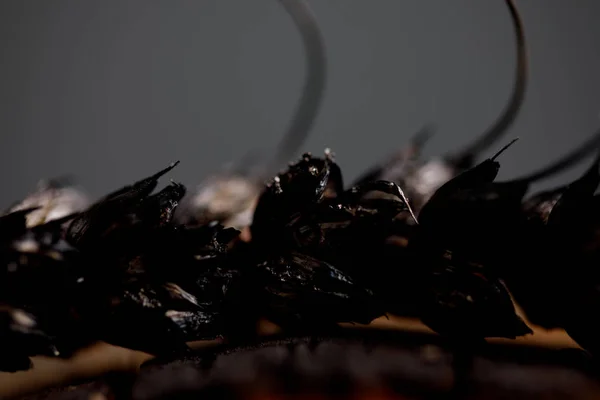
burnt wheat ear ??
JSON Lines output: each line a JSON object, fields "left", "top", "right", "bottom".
{"left": 403, "top": 139, "right": 532, "bottom": 340}
{"left": 4, "top": 139, "right": 600, "bottom": 375}
{"left": 511, "top": 146, "right": 600, "bottom": 356}
{"left": 175, "top": 0, "right": 327, "bottom": 231}
{"left": 353, "top": 0, "right": 529, "bottom": 213}
{"left": 409, "top": 126, "right": 600, "bottom": 350}
{"left": 66, "top": 161, "right": 181, "bottom": 250}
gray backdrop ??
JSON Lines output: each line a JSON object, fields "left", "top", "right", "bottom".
{"left": 1, "top": 0, "right": 599, "bottom": 207}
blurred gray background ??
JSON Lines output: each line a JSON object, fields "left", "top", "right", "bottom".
{"left": 0, "top": 0, "right": 599, "bottom": 207}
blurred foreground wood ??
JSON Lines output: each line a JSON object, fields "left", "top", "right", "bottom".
{"left": 0, "top": 308, "right": 582, "bottom": 399}
{"left": 132, "top": 330, "right": 598, "bottom": 400}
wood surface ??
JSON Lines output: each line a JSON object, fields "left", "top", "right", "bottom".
{"left": 0, "top": 309, "right": 582, "bottom": 399}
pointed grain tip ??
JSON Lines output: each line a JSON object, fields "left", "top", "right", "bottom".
{"left": 491, "top": 137, "right": 519, "bottom": 161}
